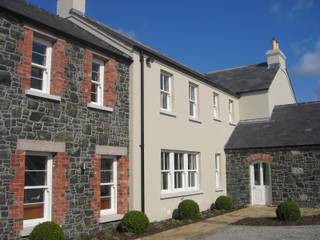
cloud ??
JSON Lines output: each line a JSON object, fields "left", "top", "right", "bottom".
{"left": 290, "top": 36, "right": 313, "bottom": 55}
{"left": 294, "top": 39, "right": 320, "bottom": 76}
{"left": 270, "top": 0, "right": 314, "bottom": 16}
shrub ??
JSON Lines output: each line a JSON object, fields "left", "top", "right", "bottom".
{"left": 120, "top": 210, "right": 149, "bottom": 234}
{"left": 178, "top": 199, "right": 200, "bottom": 220}
{"left": 276, "top": 199, "right": 301, "bottom": 221}
{"left": 215, "top": 196, "right": 234, "bottom": 210}
{"left": 29, "top": 221, "right": 65, "bottom": 240}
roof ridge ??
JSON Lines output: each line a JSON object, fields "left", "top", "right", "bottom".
{"left": 274, "top": 100, "right": 320, "bottom": 109}
{"left": 205, "top": 62, "right": 267, "bottom": 75}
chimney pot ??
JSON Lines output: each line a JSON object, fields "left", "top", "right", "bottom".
{"left": 57, "top": 0, "right": 86, "bottom": 18}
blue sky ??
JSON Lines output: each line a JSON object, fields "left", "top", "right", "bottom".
{"left": 27, "top": 0, "right": 320, "bottom": 102}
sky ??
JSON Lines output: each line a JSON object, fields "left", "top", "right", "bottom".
{"left": 27, "top": 0, "right": 320, "bottom": 102}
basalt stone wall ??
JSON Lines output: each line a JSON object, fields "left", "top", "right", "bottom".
{"left": 226, "top": 147, "right": 320, "bottom": 208}
{"left": 0, "top": 10, "right": 130, "bottom": 239}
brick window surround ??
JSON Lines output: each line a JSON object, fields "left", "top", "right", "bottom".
{"left": 83, "top": 50, "right": 118, "bottom": 107}
{"left": 17, "top": 27, "right": 68, "bottom": 96}
{"left": 9, "top": 150, "right": 69, "bottom": 234}
{"left": 91, "top": 155, "right": 129, "bottom": 220}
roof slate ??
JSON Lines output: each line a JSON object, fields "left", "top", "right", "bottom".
{"left": 0, "top": 0, "right": 131, "bottom": 61}
{"left": 225, "top": 101, "right": 320, "bottom": 150}
{"left": 206, "top": 62, "right": 279, "bottom": 95}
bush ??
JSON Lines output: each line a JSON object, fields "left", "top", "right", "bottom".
{"left": 120, "top": 210, "right": 149, "bottom": 234}
{"left": 29, "top": 221, "right": 65, "bottom": 240}
{"left": 276, "top": 199, "right": 301, "bottom": 221}
{"left": 215, "top": 196, "right": 234, "bottom": 210}
{"left": 178, "top": 199, "right": 200, "bottom": 220}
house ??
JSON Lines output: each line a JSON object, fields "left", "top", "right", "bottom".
{"left": 0, "top": 0, "right": 131, "bottom": 238}
{"left": 57, "top": 0, "right": 298, "bottom": 222}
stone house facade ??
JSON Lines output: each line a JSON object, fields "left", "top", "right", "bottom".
{"left": 225, "top": 102, "right": 320, "bottom": 208}
{"left": 0, "top": 1, "right": 131, "bottom": 239}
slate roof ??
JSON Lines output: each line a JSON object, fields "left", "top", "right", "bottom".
{"left": 0, "top": 0, "right": 131, "bottom": 61}
{"left": 225, "top": 101, "right": 320, "bottom": 150}
{"left": 206, "top": 62, "right": 280, "bottom": 95}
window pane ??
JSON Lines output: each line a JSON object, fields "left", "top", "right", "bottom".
{"left": 101, "top": 185, "right": 111, "bottom": 197}
{"left": 24, "top": 188, "right": 44, "bottom": 204}
{"left": 31, "top": 66, "right": 44, "bottom": 80}
{"left": 161, "top": 172, "right": 169, "bottom": 190}
{"left": 101, "top": 197, "right": 111, "bottom": 210}
{"left": 91, "top": 83, "right": 98, "bottom": 102}
{"left": 188, "top": 154, "right": 196, "bottom": 170}
{"left": 33, "top": 41, "right": 46, "bottom": 55}
{"left": 31, "top": 78, "right": 42, "bottom": 90}
{"left": 101, "top": 171, "right": 113, "bottom": 183}
{"left": 32, "top": 52, "right": 46, "bottom": 66}
{"left": 161, "top": 92, "right": 168, "bottom": 109}
{"left": 92, "top": 62, "right": 100, "bottom": 82}
{"left": 161, "top": 152, "right": 170, "bottom": 170}
{"left": 263, "top": 163, "right": 270, "bottom": 186}
{"left": 254, "top": 163, "right": 261, "bottom": 185}
{"left": 26, "top": 155, "right": 47, "bottom": 171}
{"left": 92, "top": 71, "right": 99, "bottom": 82}
{"left": 174, "top": 153, "right": 183, "bottom": 170}
{"left": 161, "top": 74, "right": 169, "bottom": 91}
{"left": 174, "top": 172, "right": 183, "bottom": 188}
{"left": 188, "top": 172, "right": 196, "bottom": 187}
{"left": 101, "top": 159, "right": 113, "bottom": 170}
{"left": 25, "top": 172, "right": 46, "bottom": 186}
{"left": 189, "top": 86, "right": 195, "bottom": 100}
{"left": 189, "top": 102, "right": 194, "bottom": 116}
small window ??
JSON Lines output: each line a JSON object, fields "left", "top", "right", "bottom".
{"left": 228, "top": 99, "right": 235, "bottom": 123}
{"left": 31, "top": 38, "right": 52, "bottom": 93}
{"left": 215, "top": 154, "right": 221, "bottom": 189}
{"left": 189, "top": 83, "right": 198, "bottom": 118}
{"left": 213, "top": 93, "right": 220, "bottom": 119}
{"left": 100, "top": 158, "right": 117, "bottom": 215}
{"left": 160, "top": 72, "right": 172, "bottom": 111}
{"left": 91, "top": 59, "right": 104, "bottom": 105}
{"left": 24, "top": 154, "right": 52, "bottom": 228}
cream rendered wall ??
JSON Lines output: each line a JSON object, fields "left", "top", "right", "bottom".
{"left": 239, "top": 91, "right": 269, "bottom": 120}
{"left": 268, "top": 68, "right": 296, "bottom": 113}
{"left": 142, "top": 59, "right": 238, "bottom": 221}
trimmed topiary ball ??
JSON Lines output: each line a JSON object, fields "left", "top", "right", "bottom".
{"left": 215, "top": 196, "right": 234, "bottom": 210}
{"left": 120, "top": 210, "right": 149, "bottom": 234}
{"left": 29, "top": 221, "right": 65, "bottom": 240}
{"left": 178, "top": 199, "right": 200, "bottom": 220}
{"left": 276, "top": 199, "right": 301, "bottom": 221}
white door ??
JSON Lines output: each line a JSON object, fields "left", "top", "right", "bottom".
{"left": 250, "top": 162, "right": 271, "bottom": 205}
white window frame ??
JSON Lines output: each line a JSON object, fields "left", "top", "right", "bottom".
{"left": 31, "top": 38, "right": 52, "bottom": 94}
{"left": 213, "top": 92, "right": 220, "bottom": 120}
{"left": 215, "top": 153, "right": 222, "bottom": 189}
{"left": 100, "top": 157, "right": 117, "bottom": 216}
{"left": 161, "top": 151, "right": 199, "bottom": 195}
{"left": 187, "top": 153, "right": 198, "bottom": 190}
{"left": 23, "top": 152, "right": 52, "bottom": 228}
{"left": 189, "top": 83, "right": 198, "bottom": 119}
{"left": 91, "top": 58, "right": 105, "bottom": 106}
{"left": 160, "top": 71, "right": 172, "bottom": 112}
{"left": 161, "top": 152, "right": 171, "bottom": 194}
{"left": 228, "top": 99, "right": 235, "bottom": 124}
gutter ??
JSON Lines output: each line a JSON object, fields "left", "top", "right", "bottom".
{"left": 139, "top": 50, "right": 145, "bottom": 213}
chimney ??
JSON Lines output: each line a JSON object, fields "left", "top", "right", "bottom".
{"left": 266, "top": 38, "right": 286, "bottom": 69}
{"left": 57, "top": 0, "right": 86, "bottom": 18}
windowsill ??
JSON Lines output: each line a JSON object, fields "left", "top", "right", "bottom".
{"left": 160, "top": 110, "right": 176, "bottom": 118}
{"left": 213, "top": 118, "right": 222, "bottom": 122}
{"left": 87, "top": 103, "right": 113, "bottom": 112}
{"left": 229, "top": 122, "right": 237, "bottom": 126}
{"left": 189, "top": 117, "right": 202, "bottom": 124}
{"left": 25, "top": 89, "right": 61, "bottom": 102}
{"left": 160, "top": 190, "right": 203, "bottom": 199}
{"left": 215, "top": 188, "right": 225, "bottom": 192}
{"left": 20, "top": 226, "right": 34, "bottom": 237}
{"left": 99, "top": 214, "right": 123, "bottom": 223}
